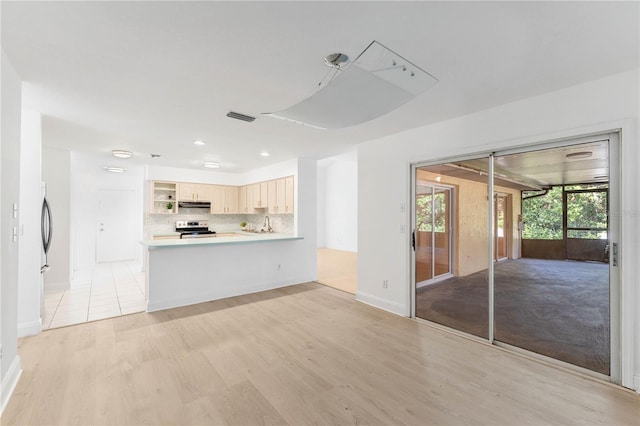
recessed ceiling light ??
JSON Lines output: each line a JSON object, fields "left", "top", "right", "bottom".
{"left": 104, "top": 166, "right": 126, "bottom": 173}
{"left": 112, "top": 150, "right": 132, "bottom": 158}
{"left": 260, "top": 152, "right": 270, "bottom": 157}
{"left": 566, "top": 151, "right": 592, "bottom": 159}
{"left": 204, "top": 162, "right": 220, "bottom": 169}
{"left": 194, "top": 140, "right": 206, "bottom": 146}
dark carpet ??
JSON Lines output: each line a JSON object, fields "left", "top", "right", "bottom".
{"left": 416, "top": 258, "right": 609, "bottom": 375}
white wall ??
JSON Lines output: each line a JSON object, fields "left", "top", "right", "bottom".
{"left": 317, "top": 151, "right": 357, "bottom": 252}
{"left": 71, "top": 152, "right": 145, "bottom": 272}
{"left": 1, "top": 48, "right": 23, "bottom": 414}
{"left": 146, "top": 165, "right": 243, "bottom": 186}
{"left": 17, "top": 110, "right": 42, "bottom": 337}
{"left": 41, "top": 147, "right": 71, "bottom": 290}
{"left": 357, "top": 69, "right": 640, "bottom": 391}
{"left": 294, "top": 158, "right": 317, "bottom": 276}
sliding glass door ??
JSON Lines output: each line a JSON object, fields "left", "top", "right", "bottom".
{"left": 494, "top": 194, "right": 509, "bottom": 261}
{"left": 412, "top": 133, "right": 620, "bottom": 381}
{"left": 415, "top": 183, "right": 452, "bottom": 283}
{"left": 413, "top": 161, "right": 489, "bottom": 339}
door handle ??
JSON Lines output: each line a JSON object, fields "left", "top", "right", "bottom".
{"left": 612, "top": 242, "right": 618, "bottom": 266}
{"left": 412, "top": 230, "right": 416, "bottom": 251}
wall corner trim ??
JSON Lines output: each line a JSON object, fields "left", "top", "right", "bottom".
{"left": 355, "top": 291, "right": 406, "bottom": 316}
{"left": 1, "top": 356, "right": 22, "bottom": 415}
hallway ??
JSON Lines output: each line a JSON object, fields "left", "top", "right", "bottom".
{"left": 43, "top": 261, "right": 146, "bottom": 329}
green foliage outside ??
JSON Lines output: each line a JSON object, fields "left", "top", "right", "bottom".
{"left": 522, "top": 185, "right": 608, "bottom": 240}
{"left": 416, "top": 192, "right": 447, "bottom": 232}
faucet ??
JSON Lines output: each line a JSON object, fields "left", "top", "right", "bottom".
{"left": 263, "top": 216, "right": 273, "bottom": 233}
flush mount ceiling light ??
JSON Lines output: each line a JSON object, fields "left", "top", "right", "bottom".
{"left": 104, "top": 166, "right": 126, "bottom": 173}
{"left": 263, "top": 40, "right": 438, "bottom": 129}
{"left": 566, "top": 151, "right": 593, "bottom": 159}
{"left": 112, "top": 150, "right": 132, "bottom": 158}
{"left": 204, "top": 162, "right": 220, "bottom": 169}
{"left": 260, "top": 151, "right": 270, "bottom": 157}
{"left": 193, "top": 140, "right": 206, "bottom": 146}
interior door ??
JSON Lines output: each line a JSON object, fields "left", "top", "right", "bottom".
{"left": 96, "top": 189, "right": 136, "bottom": 263}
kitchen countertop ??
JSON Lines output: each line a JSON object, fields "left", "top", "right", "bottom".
{"left": 142, "top": 231, "right": 303, "bottom": 249}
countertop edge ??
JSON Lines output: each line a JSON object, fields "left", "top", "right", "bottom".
{"left": 142, "top": 234, "right": 303, "bottom": 249}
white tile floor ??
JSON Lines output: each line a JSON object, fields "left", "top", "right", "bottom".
{"left": 43, "top": 260, "right": 146, "bottom": 330}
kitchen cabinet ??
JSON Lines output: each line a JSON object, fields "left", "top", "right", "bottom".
{"left": 211, "top": 185, "right": 238, "bottom": 214}
{"left": 210, "top": 185, "right": 225, "bottom": 214}
{"left": 267, "top": 176, "right": 294, "bottom": 214}
{"left": 151, "top": 181, "right": 177, "bottom": 214}
{"left": 178, "top": 183, "right": 211, "bottom": 202}
{"left": 252, "top": 182, "right": 268, "bottom": 209}
{"left": 267, "top": 179, "right": 285, "bottom": 214}
{"left": 284, "top": 176, "right": 294, "bottom": 213}
{"left": 238, "top": 185, "right": 255, "bottom": 214}
{"left": 225, "top": 186, "right": 239, "bottom": 214}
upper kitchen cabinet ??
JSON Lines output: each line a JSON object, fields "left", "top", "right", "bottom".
{"left": 225, "top": 186, "right": 239, "bottom": 214}
{"left": 252, "top": 181, "right": 268, "bottom": 209}
{"left": 211, "top": 185, "right": 238, "bottom": 214}
{"left": 284, "top": 176, "right": 294, "bottom": 214}
{"left": 210, "top": 185, "right": 225, "bottom": 214}
{"left": 152, "top": 181, "right": 177, "bottom": 214}
{"left": 178, "top": 183, "right": 211, "bottom": 202}
{"left": 267, "top": 176, "right": 294, "bottom": 214}
{"left": 267, "top": 179, "right": 284, "bottom": 214}
{"left": 239, "top": 185, "right": 255, "bottom": 214}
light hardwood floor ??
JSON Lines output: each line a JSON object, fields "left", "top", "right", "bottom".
{"left": 317, "top": 248, "right": 357, "bottom": 294}
{"left": 3, "top": 283, "right": 638, "bottom": 425}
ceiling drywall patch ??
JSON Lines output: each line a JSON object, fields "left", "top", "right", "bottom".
{"left": 263, "top": 41, "right": 438, "bottom": 129}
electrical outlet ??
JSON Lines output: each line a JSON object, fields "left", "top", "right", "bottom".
{"left": 382, "top": 279, "right": 388, "bottom": 288}
{"left": 276, "top": 264, "right": 281, "bottom": 271}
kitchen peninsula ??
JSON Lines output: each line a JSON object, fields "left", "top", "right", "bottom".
{"left": 142, "top": 231, "right": 304, "bottom": 312}
{"left": 142, "top": 167, "right": 313, "bottom": 312}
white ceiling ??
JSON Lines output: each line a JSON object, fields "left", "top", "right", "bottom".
{"left": 2, "top": 1, "right": 638, "bottom": 173}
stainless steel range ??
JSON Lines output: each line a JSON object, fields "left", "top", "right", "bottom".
{"left": 175, "top": 220, "right": 216, "bottom": 239}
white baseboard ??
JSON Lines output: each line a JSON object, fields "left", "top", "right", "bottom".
{"left": 1, "top": 355, "right": 22, "bottom": 415}
{"left": 17, "top": 318, "right": 42, "bottom": 337}
{"left": 355, "top": 291, "right": 407, "bottom": 316}
{"left": 147, "top": 278, "right": 309, "bottom": 313}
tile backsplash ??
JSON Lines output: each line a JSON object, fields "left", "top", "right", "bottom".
{"left": 144, "top": 212, "right": 293, "bottom": 238}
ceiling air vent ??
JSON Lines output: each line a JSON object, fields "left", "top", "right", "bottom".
{"left": 226, "top": 111, "right": 256, "bottom": 122}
